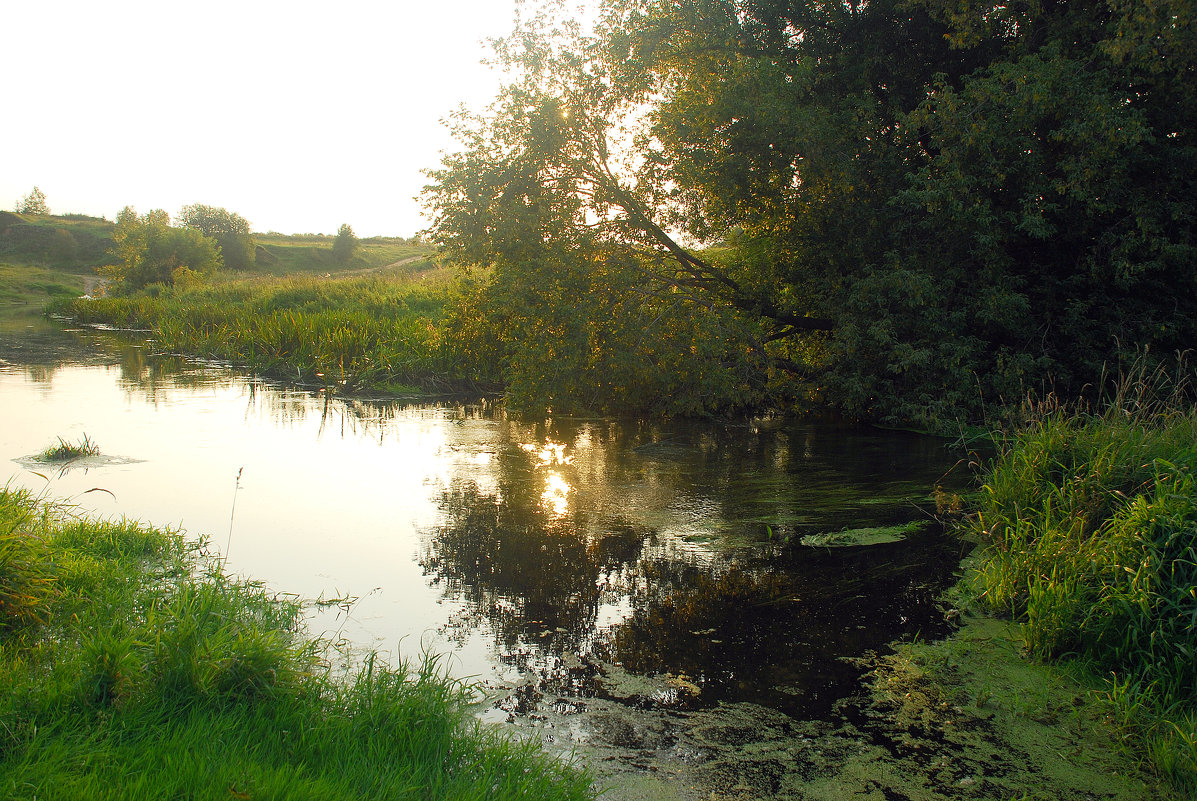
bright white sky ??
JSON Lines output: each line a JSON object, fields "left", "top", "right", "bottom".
{"left": 1, "top": 1, "right": 525, "bottom": 237}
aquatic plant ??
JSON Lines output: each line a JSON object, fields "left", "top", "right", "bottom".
{"left": 41, "top": 433, "right": 99, "bottom": 461}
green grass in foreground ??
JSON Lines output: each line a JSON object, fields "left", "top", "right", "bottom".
{"left": 966, "top": 368, "right": 1197, "bottom": 793}
{"left": 49, "top": 264, "right": 482, "bottom": 394}
{"left": 0, "top": 487, "right": 592, "bottom": 801}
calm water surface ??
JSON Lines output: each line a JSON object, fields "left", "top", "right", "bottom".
{"left": 1, "top": 323, "right": 968, "bottom": 729}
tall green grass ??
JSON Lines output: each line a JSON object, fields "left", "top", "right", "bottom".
{"left": 50, "top": 267, "right": 486, "bottom": 394}
{"left": 0, "top": 487, "right": 592, "bottom": 800}
{"left": 968, "top": 361, "right": 1197, "bottom": 792}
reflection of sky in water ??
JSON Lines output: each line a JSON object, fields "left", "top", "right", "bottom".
{"left": 1, "top": 349, "right": 967, "bottom": 712}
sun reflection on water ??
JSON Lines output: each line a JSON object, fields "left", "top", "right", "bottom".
{"left": 521, "top": 440, "right": 574, "bottom": 516}
{"left": 520, "top": 440, "right": 572, "bottom": 466}
{"left": 540, "top": 471, "right": 572, "bottom": 517}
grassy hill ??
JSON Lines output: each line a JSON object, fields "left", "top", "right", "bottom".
{"left": 254, "top": 233, "right": 432, "bottom": 276}
{"left": 0, "top": 211, "right": 115, "bottom": 274}
{"left": 0, "top": 212, "right": 433, "bottom": 276}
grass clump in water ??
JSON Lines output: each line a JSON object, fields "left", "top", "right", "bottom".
{"left": 967, "top": 360, "right": 1197, "bottom": 794}
{"left": 0, "top": 487, "right": 592, "bottom": 801}
{"left": 40, "top": 433, "right": 100, "bottom": 461}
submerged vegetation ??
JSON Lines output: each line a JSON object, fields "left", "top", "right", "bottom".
{"left": 0, "top": 487, "right": 592, "bottom": 800}
{"left": 965, "top": 365, "right": 1197, "bottom": 793}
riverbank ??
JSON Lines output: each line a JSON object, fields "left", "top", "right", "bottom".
{"left": 0, "top": 486, "right": 592, "bottom": 801}
{"left": 47, "top": 263, "right": 474, "bottom": 397}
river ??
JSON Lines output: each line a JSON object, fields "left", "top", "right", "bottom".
{"left": 1, "top": 319, "right": 970, "bottom": 797}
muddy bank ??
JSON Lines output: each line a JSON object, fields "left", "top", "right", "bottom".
{"left": 492, "top": 614, "right": 1161, "bottom": 800}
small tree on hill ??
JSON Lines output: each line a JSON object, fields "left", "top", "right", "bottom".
{"left": 17, "top": 187, "right": 49, "bottom": 215}
{"left": 332, "top": 223, "right": 359, "bottom": 265}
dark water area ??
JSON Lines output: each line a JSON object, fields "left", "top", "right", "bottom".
{"left": 426, "top": 418, "right": 969, "bottom": 721}
{"left": 0, "top": 321, "right": 971, "bottom": 749}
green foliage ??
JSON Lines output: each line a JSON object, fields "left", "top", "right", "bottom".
{"left": 0, "top": 488, "right": 55, "bottom": 637}
{"left": 0, "top": 488, "right": 593, "bottom": 801}
{"left": 52, "top": 267, "right": 459, "bottom": 392}
{"left": 104, "top": 206, "right": 223, "bottom": 292}
{"left": 16, "top": 186, "right": 49, "bottom": 216}
{"left": 424, "top": 0, "right": 1197, "bottom": 427}
{"left": 968, "top": 366, "right": 1197, "bottom": 791}
{"left": 443, "top": 252, "right": 775, "bottom": 416}
{"left": 178, "top": 203, "right": 256, "bottom": 271}
{"left": 332, "top": 223, "right": 360, "bottom": 265}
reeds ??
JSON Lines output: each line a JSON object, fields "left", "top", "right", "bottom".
{"left": 0, "top": 488, "right": 592, "bottom": 800}
{"left": 968, "top": 355, "right": 1197, "bottom": 792}
{"left": 49, "top": 268, "right": 482, "bottom": 395}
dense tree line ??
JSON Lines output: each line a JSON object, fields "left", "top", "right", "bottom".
{"left": 424, "top": 0, "right": 1195, "bottom": 425}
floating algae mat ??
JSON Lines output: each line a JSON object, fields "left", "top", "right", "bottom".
{"left": 800, "top": 520, "right": 933, "bottom": 548}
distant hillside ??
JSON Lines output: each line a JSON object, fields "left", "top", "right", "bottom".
{"left": 0, "top": 213, "right": 434, "bottom": 276}
{"left": 253, "top": 233, "right": 434, "bottom": 276}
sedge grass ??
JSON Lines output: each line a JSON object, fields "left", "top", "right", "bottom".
{"left": 966, "top": 360, "right": 1197, "bottom": 793}
{"left": 40, "top": 434, "right": 100, "bottom": 462}
{"left": 0, "top": 487, "right": 592, "bottom": 801}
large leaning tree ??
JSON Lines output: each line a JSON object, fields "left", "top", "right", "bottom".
{"left": 424, "top": 0, "right": 1197, "bottom": 426}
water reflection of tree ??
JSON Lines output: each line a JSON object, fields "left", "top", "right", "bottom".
{"left": 599, "top": 532, "right": 964, "bottom": 716}
{"left": 422, "top": 480, "right": 611, "bottom": 655}
{"left": 422, "top": 478, "right": 963, "bottom": 717}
